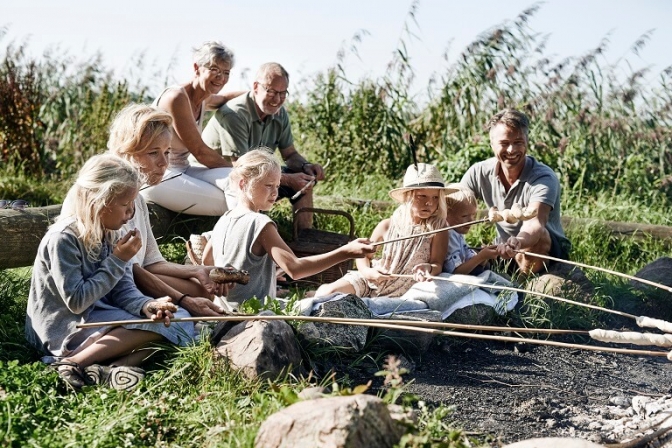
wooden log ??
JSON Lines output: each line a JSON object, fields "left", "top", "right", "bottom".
{"left": 0, "top": 204, "right": 217, "bottom": 270}
{"left": 316, "top": 197, "right": 672, "bottom": 242}
{"left": 2, "top": 196, "right": 671, "bottom": 270}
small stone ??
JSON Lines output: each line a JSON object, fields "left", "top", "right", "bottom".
{"left": 608, "top": 396, "right": 630, "bottom": 407}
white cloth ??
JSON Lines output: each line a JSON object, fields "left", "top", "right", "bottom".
{"left": 141, "top": 165, "right": 232, "bottom": 216}
{"left": 300, "top": 271, "right": 518, "bottom": 320}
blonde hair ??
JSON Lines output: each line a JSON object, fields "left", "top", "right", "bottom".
{"left": 445, "top": 183, "right": 477, "bottom": 211}
{"left": 230, "top": 148, "right": 281, "bottom": 202}
{"left": 58, "top": 154, "right": 140, "bottom": 261}
{"left": 392, "top": 189, "right": 447, "bottom": 231}
{"left": 107, "top": 103, "right": 173, "bottom": 182}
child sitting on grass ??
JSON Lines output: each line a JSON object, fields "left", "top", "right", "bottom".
{"left": 443, "top": 183, "right": 498, "bottom": 276}
{"left": 315, "top": 163, "right": 452, "bottom": 298}
{"left": 202, "top": 149, "right": 375, "bottom": 304}
{"left": 25, "top": 154, "right": 195, "bottom": 391}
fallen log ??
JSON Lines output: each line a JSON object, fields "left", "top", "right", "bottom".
{"left": 0, "top": 204, "right": 217, "bottom": 269}
{"left": 1, "top": 197, "right": 671, "bottom": 270}
{"left": 316, "top": 196, "right": 672, "bottom": 242}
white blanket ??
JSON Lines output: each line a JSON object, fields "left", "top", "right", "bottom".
{"left": 298, "top": 270, "right": 518, "bottom": 319}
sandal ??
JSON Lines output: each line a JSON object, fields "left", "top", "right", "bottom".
{"left": 109, "top": 366, "right": 145, "bottom": 391}
{"left": 84, "top": 364, "right": 145, "bottom": 391}
{"left": 52, "top": 361, "right": 87, "bottom": 389}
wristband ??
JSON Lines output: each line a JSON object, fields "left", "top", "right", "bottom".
{"left": 175, "top": 294, "right": 189, "bottom": 306}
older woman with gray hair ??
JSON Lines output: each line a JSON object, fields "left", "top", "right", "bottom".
{"left": 142, "top": 41, "right": 244, "bottom": 215}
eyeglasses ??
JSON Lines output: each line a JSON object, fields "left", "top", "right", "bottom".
{"left": 0, "top": 199, "right": 29, "bottom": 210}
{"left": 205, "top": 65, "right": 229, "bottom": 79}
{"left": 260, "top": 84, "right": 289, "bottom": 99}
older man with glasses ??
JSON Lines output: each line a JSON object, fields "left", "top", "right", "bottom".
{"left": 201, "top": 62, "right": 325, "bottom": 230}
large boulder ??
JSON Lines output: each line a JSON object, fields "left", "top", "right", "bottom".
{"left": 214, "top": 311, "right": 302, "bottom": 380}
{"left": 296, "top": 295, "right": 371, "bottom": 352}
{"left": 629, "top": 257, "right": 672, "bottom": 321}
{"left": 254, "top": 395, "right": 407, "bottom": 448}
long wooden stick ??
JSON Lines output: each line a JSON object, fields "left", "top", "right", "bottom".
{"left": 514, "top": 249, "right": 672, "bottom": 294}
{"left": 75, "top": 314, "right": 668, "bottom": 359}
{"left": 372, "top": 218, "right": 490, "bottom": 247}
{"left": 76, "top": 314, "right": 585, "bottom": 335}
{"left": 390, "top": 273, "right": 639, "bottom": 320}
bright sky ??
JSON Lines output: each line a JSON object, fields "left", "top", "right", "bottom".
{"left": 3, "top": 0, "right": 671, "bottom": 99}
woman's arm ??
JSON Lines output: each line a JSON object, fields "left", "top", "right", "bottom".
{"left": 204, "top": 90, "right": 248, "bottom": 111}
{"left": 158, "top": 88, "right": 232, "bottom": 168}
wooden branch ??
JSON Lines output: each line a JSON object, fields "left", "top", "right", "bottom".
{"left": 371, "top": 218, "right": 490, "bottom": 247}
{"left": 75, "top": 314, "right": 668, "bottom": 359}
{"left": 77, "top": 314, "right": 586, "bottom": 334}
{"left": 389, "top": 273, "right": 639, "bottom": 321}
{"left": 514, "top": 249, "right": 672, "bottom": 294}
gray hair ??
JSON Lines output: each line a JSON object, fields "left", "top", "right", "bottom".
{"left": 255, "top": 62, "right": 289, "bottom": 85}
{"left": 193, "top": 41, "right": 235, "bottom": 68}
{"left": 485, "top": 109, "right": 530, "bottom": 136}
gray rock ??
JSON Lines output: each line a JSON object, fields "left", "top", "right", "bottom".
{"left": 630, "top": 257, "right": 672, "bottom": 320}
{"left": 254, "top": 395, "right": 406, "bottom": 448}
{"left": 297, "top": 295, "right": 371, "bottom": 352}
{"left": 214, "top": 310, "right": 302, "bottom": 380}
{"left": 445, "top": 304, "right": 498, "bottom": 325}
{"left": 371, "top": 311, "right": 443, "bottom": 354}
{"left": 526, "top": 264, "right": 595, "bottom": 302}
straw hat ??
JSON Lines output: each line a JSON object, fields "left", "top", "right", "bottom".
{"left": 389, "top": 163, "right": 457, "bottom": 203}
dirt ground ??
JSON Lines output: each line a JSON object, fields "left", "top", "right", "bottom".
{"left": 403, "top": 338, "right": 672, "bottom": 447}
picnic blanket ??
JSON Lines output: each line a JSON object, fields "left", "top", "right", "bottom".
{"left": 296, "top": 270, "right": 518, "bottom": 319}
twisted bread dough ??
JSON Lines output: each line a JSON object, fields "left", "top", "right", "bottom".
{"left": 487, "top": 205, "right": 538, "bottom": 224}
{"left": 589, "top": 329, "right": 672, "bottom": 348}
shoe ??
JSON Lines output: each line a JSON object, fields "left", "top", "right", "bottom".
{"left": 83, "top": 364, "right": 145, "bottom": 391}
{"left": 52, "top": 361, "right": 86, "bottom": 389}
{"left": 109, "top": 366, "right": 145, "bottom": 391}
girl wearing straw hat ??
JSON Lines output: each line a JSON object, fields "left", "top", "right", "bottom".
{"left": 315, "top": 163, "right": 456, "bottom": 298}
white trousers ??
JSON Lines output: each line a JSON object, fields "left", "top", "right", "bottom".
{"left": 141, "top": 164, "right": 234, "bottom": 216}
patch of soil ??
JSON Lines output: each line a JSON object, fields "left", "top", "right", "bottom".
{"left": 405, "top": 338, "right": 672, "bottom": 446}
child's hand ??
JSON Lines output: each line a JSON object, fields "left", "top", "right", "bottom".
{"left": 361, "top": 266, "right": 392, "bottom": 284}
{"left": 114, "top": 228, "right": 142, "bottom": 262}
{"left": 142, "top": 297, "right": 176, "bottom": 327}
{"left": 343, "top": 238, "right": 376, "bottom": 257}
{"left": 479, "top": 245, "right": 499, "bottom": 261}
{"left": 412, "top": 263, "right": 434, "bottom": 282}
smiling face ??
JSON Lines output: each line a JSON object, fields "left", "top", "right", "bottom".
{"left": 197, "top": 59, "right": 231, "bottom": 95}
{"left": 100, "top": 186, "right": 138, "bottom": 230}
{"left": 447, "top": 200, "right": 477, "bottom": 234}
{"left": 253, "top": 74, "right": 289, "bottom": 118}
{"left": 133, "top": 131, "right": 170, "bottom": 186}
{"left": 242, "top": 168, "right": 281, "bottom": 212}
{"left": 490, "top": 123, "right": 528, "bottom": 174}
{"left": 410, "top": 188, "right": 440, "bottom": 223}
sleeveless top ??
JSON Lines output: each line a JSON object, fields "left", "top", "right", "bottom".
{"left": 210, "top": 210, "right": 277, "bottom": 304}
{"left": 368, "top": 218, "right": 433, "bottom": 297}
{"left": 153, "top": 86, "right": 205, "bottom": 170}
